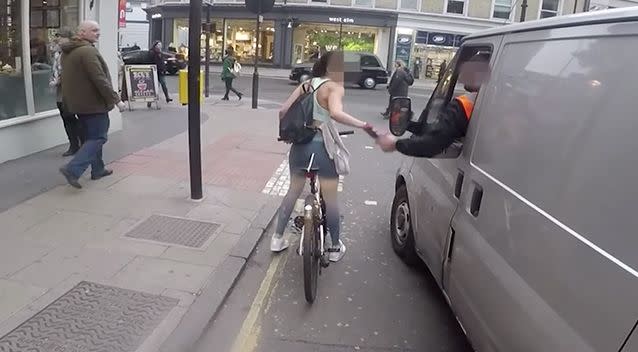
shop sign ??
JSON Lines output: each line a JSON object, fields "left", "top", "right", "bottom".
{"left": 415, "top": 31, "right": 428, "bottom": 44}
{"left": 124, "top": 65, "right": 160, "bottom": 104}
{"left": 395, "top": 33, "right": 412, "bottom": 66}
{"left": 329, "top": 17, "right": 355, "bottom": 24}
{"left": 118, "top": 0, "right": 127, "bottom": 28}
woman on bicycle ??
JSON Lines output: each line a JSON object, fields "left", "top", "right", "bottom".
{"left": 272, "top": 51, "right": 370, "bottom": 262}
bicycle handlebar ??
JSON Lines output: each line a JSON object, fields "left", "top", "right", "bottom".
{"left": 278, "top": 131, "right": 354, "bottom": 142}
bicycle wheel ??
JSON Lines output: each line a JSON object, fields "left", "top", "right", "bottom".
{"left": 303, "top": 194, "right": 320, "bottom": 303}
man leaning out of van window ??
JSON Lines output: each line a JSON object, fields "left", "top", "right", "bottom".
{"left": 376, "top": 54, "right": 490, "bottom": 157}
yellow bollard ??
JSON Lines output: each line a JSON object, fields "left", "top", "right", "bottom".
{"left": 178, "top": 69, "right": 204, "bottom": 105}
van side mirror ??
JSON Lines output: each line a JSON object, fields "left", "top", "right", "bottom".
{"left": 389, "top": 97, "right": 413, "bottom": 136}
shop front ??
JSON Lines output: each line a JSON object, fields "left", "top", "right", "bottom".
{"left": 0, "top": 0, "right": 122, "bottom": 163}
{"left": 395, "top": 12, "right": 503, "bottom": 80}
{"left": 147, "top": 5, "right": 397, "bottom": 69}
{"left": 412, "top": 31, "right": 464, "bottom": 80}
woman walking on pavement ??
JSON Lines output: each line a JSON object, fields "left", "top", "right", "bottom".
{"left": 271, "top": 51, "right": 372, "bottom": 262}
{"left": 50, "top": 28, "right": 84, "bottom": 156}
{"left": 221, "top": 47, "right": 243, "bottom": 101}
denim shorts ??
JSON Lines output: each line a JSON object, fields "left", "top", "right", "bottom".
{"left": 289, "top": 133, "right": 337, "bottom": 179}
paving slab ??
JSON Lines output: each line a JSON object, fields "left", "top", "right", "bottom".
{"left": 0, "top": 280, "right": 46, "bottom": 324}
{"left": 10, "top": 246, "right": 135, "bottom": 288}
{"left": 110, "top": 256, "right": 214, "bottom": 294}
{"left": 161, "top": 232, "right": 241, "bottom": 267}
{"left": 0, "top": 238, "right": 52, "bottom": 278}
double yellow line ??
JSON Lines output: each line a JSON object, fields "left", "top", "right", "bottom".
{"left": 230, "top": 249, "right": 290, "bottom": 352}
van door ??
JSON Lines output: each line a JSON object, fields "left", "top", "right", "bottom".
{"left": 447, "top": 24, "right": 638, "bottom": 352}
{"left": 409, "top": 44, "right": 496, "bottom": 286}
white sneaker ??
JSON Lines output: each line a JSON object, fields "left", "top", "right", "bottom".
{"left": 328, "top": 240, "right": 346, "bottom": 262}
{"left": 270, "top": 234, "right": 289, "bottom": 252}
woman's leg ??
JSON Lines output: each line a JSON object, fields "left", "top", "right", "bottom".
{"left": 223, "top": 79, "right": 231, "bottom": 99}
{"left": 319, "top": 177, "right": 340, "bottom": 246}
{"left": 275, "top": 171, "right": 306, "bottom": 236}
{"left": 229, "top": 79, "right": 242, "bottom": 98}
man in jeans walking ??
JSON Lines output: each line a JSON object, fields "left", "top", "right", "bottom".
{"left": 59, "top": 21, "right": 125, "bottom": 189}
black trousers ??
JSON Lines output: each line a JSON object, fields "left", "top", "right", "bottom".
{"left": 223, "top": 78, "right": 242, "bottom": 98}
{"left": 57, "top": 102, "right": 84, "bottom": 151}
{"left": 158, "top": 74, "right": 170, "bottom": 101}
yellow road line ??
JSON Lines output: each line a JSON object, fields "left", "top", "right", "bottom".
{"left": 231, "top": 249, "right": 290, "bottom": 352}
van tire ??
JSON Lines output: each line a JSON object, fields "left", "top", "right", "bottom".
{"left": 391, "top": 186, "right": 420, "bottom": 266}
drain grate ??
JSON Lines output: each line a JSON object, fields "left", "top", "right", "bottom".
{"left": 125, "top": 215, "right": 219, "bottom": 248}
{"left": 0, "top": 281, "right": 177, "bottom": 352}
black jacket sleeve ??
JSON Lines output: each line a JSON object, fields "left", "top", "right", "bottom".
{"left": 395, "top": 99, "right": 469, "bottom": 158}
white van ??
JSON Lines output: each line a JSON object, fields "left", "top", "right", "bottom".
{"left": 388, "top": 8, "right": 638, "bottom": 352}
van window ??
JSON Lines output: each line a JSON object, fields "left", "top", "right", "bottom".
{"left": 472, "top": 36, "right": 638, "bottom": 270}
{"left": 419, "top": 46, "right": 491, "bottom": 125}
{"left": 361, "top": 55, "right": 380, "bottom": 67}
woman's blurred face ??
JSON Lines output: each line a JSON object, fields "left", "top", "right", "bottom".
{"left": 326, "top": 53, "right": 344, "bottom": 82}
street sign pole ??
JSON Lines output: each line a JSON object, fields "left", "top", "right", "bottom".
{"left": 205, "top": 4, "right": 211, "bottom": 98}
{"left": 188, "top": 0, "right": 203, "bottom": 200}
{"left": 252, "top": 13, "right": 262, "bottom": 109}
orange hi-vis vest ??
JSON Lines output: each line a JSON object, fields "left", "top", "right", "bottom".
{"left": 455, "top": 94, "right": 476, "bottom": 120}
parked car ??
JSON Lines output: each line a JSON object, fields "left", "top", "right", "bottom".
{"left": 289, "top": 52, "right": 388, "bottom": 89}
{"left": 121, "top": 50, "right": 187, "bottom": 75}
{"left": 388, "top": 8, "right": 638, "bottom": 352}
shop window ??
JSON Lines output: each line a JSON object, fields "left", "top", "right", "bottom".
{"left": 400, "top": 0, "right": 419, "bottom": 10}
{"left": 0, "top": 0, "right": 28, "bottom": 120}
{"left": 174, "top": 18, "right": 224, "bottom": 63}
{"left": 353, "top": 0, "right": 375, "bottom": 7}
{"left": 446, "top": 0, "right": 466, "bottom": 14}
{"left": 30, "top": 0, "right": 80, "bottom": 114}
{"left": 540, "top": 0, "right": 560, "bottom": 18}
{"left": 493, "top": 0, "right": 512, "bottom": 19}
{"left": 225, "top": 19, "right": 275, "bottom": 64}
{"left": 292, "top": 23, "right": 377, "bottom": 64}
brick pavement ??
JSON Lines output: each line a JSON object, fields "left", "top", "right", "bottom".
{"left": 0, "top": 98, "right": 288, "bottom": 352}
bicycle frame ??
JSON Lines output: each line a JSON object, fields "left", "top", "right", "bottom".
{"left": 298, "top": 153, "right": 326, "bottom": 259}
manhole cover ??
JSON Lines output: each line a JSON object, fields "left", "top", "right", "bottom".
{"left": 125, "top": 215, "right": 219, "bottom": 248}
{"left": 0, "top": 281, "right": 177, "bottom": 352}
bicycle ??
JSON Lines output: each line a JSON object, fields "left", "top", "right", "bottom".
{"left": 285, "top": 130, "right": 354, "bottom": 303}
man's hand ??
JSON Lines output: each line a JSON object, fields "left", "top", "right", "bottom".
{"left": 116, "top": 101, "right": 127, "bottom": 111}
{"left": 376, "top": 133, "right": 397, "bottom": 152}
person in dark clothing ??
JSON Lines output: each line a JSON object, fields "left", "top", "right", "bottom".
{"left": 221, "top": 47, "right": 243, "bottom": 101}
{"left": 376, "top": 53, "right": 490, "bottom": 157}
{"left": 50, "top": 28, "right": 84, "bottom": 156}
{"left": 382, "top": 60, "right": 413, "bottom": 118}
{"left": 149, "top": 41, "right": 172, "bottom": 105}
{"left": 437, "top": 60, "right": 447, "bottom": 83}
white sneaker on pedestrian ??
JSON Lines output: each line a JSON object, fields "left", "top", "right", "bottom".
{"left": 328, "top": 240, "right": 346, "bottom": 262}
{"left": 270, "top": 234, "right": 289, "bottom": 252}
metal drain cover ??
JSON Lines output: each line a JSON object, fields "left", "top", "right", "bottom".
{"left": 0, "top": 281, "right": 177, "bottom": 352}
{"left": 125, "top": 215, "right": 219, "bottom": 248}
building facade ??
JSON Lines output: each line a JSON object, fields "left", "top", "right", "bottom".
{"left": 144, "top": 0, "right": 599, "bottom": 72}
{"left": 120, "top": 0, "right": 151, "bottom": 50}
{"left": 0, "top": 0, "right": 122, "bottom": 164}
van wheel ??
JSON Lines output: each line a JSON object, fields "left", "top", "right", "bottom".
{"left": 362, "top": 77, "right": 377, "bottom": 89}
{"left": 391, "top": 186, "right": 420, "bottom": 266}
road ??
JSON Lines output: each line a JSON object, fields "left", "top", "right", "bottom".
{"left": 182, "top": 76, "right": 473, "bottom": 352}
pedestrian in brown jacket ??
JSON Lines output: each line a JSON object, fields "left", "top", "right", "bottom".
{"left": 59, "top": 20, "right": 125, "bottom": 189}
